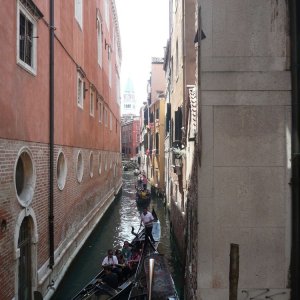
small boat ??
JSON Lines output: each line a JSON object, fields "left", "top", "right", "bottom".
{"left": 72, "top": 211, "right": 160, "bottom": 300}
{"left": 135, "top": 189, "right": 151, "bottom": 206}
{"left": 133, "top": 169, "right": 140, "bottom": 176}
{"left": 128, "top": 248, "right": 179, "bottom": 300}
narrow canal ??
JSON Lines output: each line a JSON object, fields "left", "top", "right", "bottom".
{"left": 52, "top": 171, "right": 184, "bottom": 300}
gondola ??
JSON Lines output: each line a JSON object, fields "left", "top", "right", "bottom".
{"left": 133, "top": 169, "right": 140, "bottom": 176}
{"left": 128, "top": 231, "right": 179, "bottom": 300}
{"left": 135, "top": 188, "right": 151, "bottom": 206}
{"left": 71, "top": 210, "right": 161, "bottom": 300}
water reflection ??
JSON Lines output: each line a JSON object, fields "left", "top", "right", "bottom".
{"left": 52, "top": 171, "right": 183, "bottom": 300}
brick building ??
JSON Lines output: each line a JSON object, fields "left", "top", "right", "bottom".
{"left": 121, "top": 117, "right": 140, "bottom": 161}
{"left": 0, "top": 1, "right": 122, "bottom": 299}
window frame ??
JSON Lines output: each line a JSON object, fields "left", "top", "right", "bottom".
{"left": 17, "top": 1, "right": 37, "bottom": 75}
{"left": 104, "top": 0, "right": 110, "bottom": 31}
{"left": 90, "top": 86, "right": 95, "bottom": 117}
{"left": 77, "top": 72, "right": 84, "bottom": 109}
{"left": 75, "top": 0, "right": 83, "bottom": 29}
{"left": 96, "top": 11, "right": 103, "bottom": 68}
{"left": 110, "top": 112, "right": 113, "bottom": 131}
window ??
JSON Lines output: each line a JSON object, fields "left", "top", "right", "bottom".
{"left": 17, "top": 1, "right": 37, "bottom": 74}
{"left": 15, "top": 147, "right": 36, "bottom": 207}
{"left": 96, "top": 11, "right": 103, "bottom": 67}
{"left": 77, "top": 72, "right": 84, "bottom": 108}
{"left": 89, "top": 152, "right": 94, "bottom": 178}
{"left": 156, "top": 133, "right": 159, "bottom": 155}
{"left": 110, "top": 112, "right": 113, "bottom": 131}
{"left": 75, "top": 0, "right": 83, "bottom": 29}
{"left": 90, "top": 87, "right": 95, "bottom": 116}
{"left": 104, "top": 0, "right": 109, "bottom": 30}
{"left": 98, "top": 152, "right": 102, "bottom": 174}
{"left": 174, "top": 107, "right": 182, "bottom": 142}
{"left": 76, "top": 151, "right": 84, "bottom": 183}
{"left": 98, "top": 101, "right": 103, "bottom": 123}
{"left": 57, "top": 151, "right": 67, "bottom": 190}
{"left": 108, "top": 48, "right": 112, "bottom": 87}
{"left": 104, "top": 108, "right": 108, "bottom": 127}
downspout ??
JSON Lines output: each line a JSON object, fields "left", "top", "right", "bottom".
{"left": 49, "top": 0, "right": 55, "bottom": 268}
{"left": 290, "top": 0, "right": 300, "bottom": 299}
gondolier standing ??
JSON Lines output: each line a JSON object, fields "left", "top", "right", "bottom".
{"left": 140, "top": 208, "right": 155, "bottom": 243}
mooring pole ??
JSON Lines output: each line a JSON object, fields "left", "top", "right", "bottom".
{"left": 229, "top": 243, "right": 239, "bottom": 300}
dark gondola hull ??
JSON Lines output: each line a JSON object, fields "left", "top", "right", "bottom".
{"left": 135, "top": 190, "right": 151, "bottom": 206}
{"left": 72, "top": 212, "right": 161, "bottom": 300}
{"left": 128, "top": 239, "right": 178, "bottom": 299}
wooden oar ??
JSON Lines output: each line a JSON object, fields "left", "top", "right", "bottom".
{"left": 148, "top": 258, "right": 155, "bottom": 300}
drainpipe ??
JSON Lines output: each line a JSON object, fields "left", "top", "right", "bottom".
{"left": 49, "top": 0, "right": 55, "bottom": 268}
{"left": 290, "top": 0, "right": 300, "bottom": 299}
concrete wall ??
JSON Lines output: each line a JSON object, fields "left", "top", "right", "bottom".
{"left": 197, "top": 0, "right": 291, "bottom": 299}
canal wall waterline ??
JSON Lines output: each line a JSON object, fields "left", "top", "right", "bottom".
{"left": 51, "top": 172, "right": 183, "bottom": 300}
{"left": 45, "top": 179, "right": 123, "bottom": 300}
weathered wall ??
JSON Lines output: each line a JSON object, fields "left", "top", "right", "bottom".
{"left": 197, "top": 0, "right": 291, "bottom": 299}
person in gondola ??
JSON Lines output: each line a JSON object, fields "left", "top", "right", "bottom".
{"left": 121, "top": 241, "right": 132, "bottom": 263}
{"left": 102, "top": 249, "right": 122, "bottom": 278}
{"left": 99, "top": 265, "right": 118, "bottom": 289}
{"left": 140, "top": 207, "right": 155, "bottom": 244}
{"left": 138, "top": 175, "right": 143, "bottom": 189}
{"left": 116, "top": 247, "right": 131, "bottom": 280}
{"left": 127, "top": 248, "right": 141, "bottom": 271}
{"left": 142, "top": 174, "right": 147, "bottom": 190}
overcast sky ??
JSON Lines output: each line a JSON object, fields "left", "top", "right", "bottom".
{"left": 115, "top": 0, "right": 169, "bottom": 114}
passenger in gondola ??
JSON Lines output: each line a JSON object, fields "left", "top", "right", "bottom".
{"left": 115, "top": 247, "right": 132, "bottom": 280}
{"left": 127, "top": 248, "right": 141, "bottom": 272}
{"left": 138, "top": 175, "right": 143, "bottom": 189}
{"left": 115, "top": 249, "right": 125, "bottom": 265}
{"left": 142, "top": 174, "right": 147, "bottom": 190}
{"left": 141, "top": 189, "right": 147, "bottom": 199}
{"left": 121, "top": 241, "right": 132, "bottom": 263}
{"left": 99, "top": 265, "right": 118, "bottom": 289}
{"left": 102, "top": 249, "right": 122, "bottom": 278}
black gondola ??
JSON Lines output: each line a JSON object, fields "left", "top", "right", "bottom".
{"left": 135, "top": 188, "right": 151, "bottom": 206}
{"left": 71, "top": 210, "right": 161, "bottom": 300}
{"left": 128, "top": 221, "right": 179, "bottom": 300}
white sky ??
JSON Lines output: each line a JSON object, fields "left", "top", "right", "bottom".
{"left": 115, "top": 0, "right": 169, "bottom": 114}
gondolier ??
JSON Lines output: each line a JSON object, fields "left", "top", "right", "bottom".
{"left": 72, "top": 212, "right": 161, "bottom": 300}
{"left": 140, "top": 207, "right": 155, "bottom": 243}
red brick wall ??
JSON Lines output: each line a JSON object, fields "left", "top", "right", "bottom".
{"left": 0, "top": 0, "right": 122, "bottom": 298}
{"left": 0, "top": 139, "right": 122, "bottom": 298}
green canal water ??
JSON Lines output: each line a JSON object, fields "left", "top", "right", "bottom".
{"left": 51, "top": 171, "right": 184, "bottom": 300}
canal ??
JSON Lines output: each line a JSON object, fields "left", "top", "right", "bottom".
{"left": 51, "top": 171, "right": 184, "bottom": 300}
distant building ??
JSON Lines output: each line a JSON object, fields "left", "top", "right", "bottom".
{"left": 0, "top": 1, "right": 122, "bottom": 299}
{"left": 140, "top": 57, "right": 166, "bottom": 192}
{"left": 121, "top": 117, "right": 140, "bottom": 161}
{"left": 121, "top": 78, "right": 137, "bottom": 115}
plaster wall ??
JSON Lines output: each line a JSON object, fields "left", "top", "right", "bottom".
{"left": 197, "top": 0, "right": 291, "bottom": 299}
